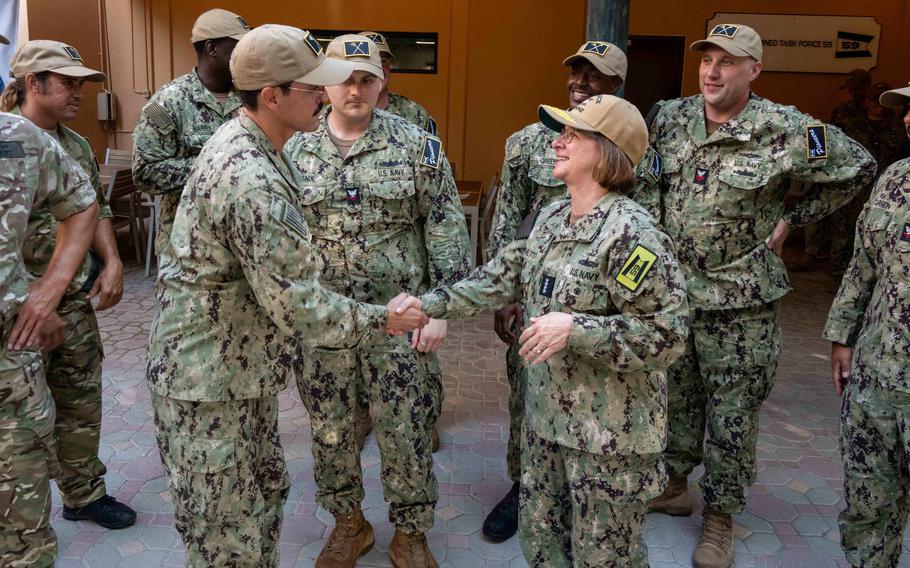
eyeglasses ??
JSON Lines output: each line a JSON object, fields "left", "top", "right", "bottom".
{"left": 557, "top": 127, "right": 579, "bottom": 144}
{"left": 287, "top": 85, "right": 325, "bottom": 96}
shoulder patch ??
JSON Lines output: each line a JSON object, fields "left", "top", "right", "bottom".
{"left": 425, "top": 116, "right": 437, "bottom": 135}
{"left": 142, "top": 102, "right": 175, "bottom": 133}
{"left": 806, "top": 125, "right": 828, "bottom": 161}
{"left": 515, "top": 209, "right": 541, "bottom": 240}
{"left": 271, "top": 198, "right": 310, "bottom": 241}
{"left": 647, "top": 150, "right": 662, "bottom": 182}
{"left": 0, "top": 141, "right": 26, "bottom": 159}
{"left": 419, "top": 135, "right": 442, "bottom": 170}
{"left": 505, "top": 137, "right": 522, "bottom": 163}
{"left": 616, "top": 244, "right": 657, "bottom": 292}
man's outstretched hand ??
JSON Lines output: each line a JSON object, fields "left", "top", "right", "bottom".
{"left": 386, "top": 293, "right": 429, "bottom": 335}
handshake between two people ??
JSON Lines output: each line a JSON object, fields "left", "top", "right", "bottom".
{"left": 385, "top": 293, "right": 428, "bottom": 336}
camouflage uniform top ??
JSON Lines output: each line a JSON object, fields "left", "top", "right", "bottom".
{"left": 487, "top": 121, "right": 566, "bottom": 257}
{"left": 146, "top": 112, "right": 388, "bottom": 402}
{"left": 422, "top": 193, "right": 689, "bottom": 455}
{"left": 284, "top": 109, "right": 471, "bottom": 303}
{"left": 10, "top": 106, "right": 110, "bottom": 295}
{"left": 830, "top": 99, "right": 866, "bottom": 132}
{"left": 386, "top": 92, "right": 437, "bottom": 134}
{"left": 633, "top": 93, "right": 876, "bottom": 310}
{"left": 823, "top": 158, "right": 910, "bottom": 390}
{"left": 132, "top": 69, "right": 242, "bottom": 250}
{"left": 0, "top": 113, "right": 96, "bottom": 343}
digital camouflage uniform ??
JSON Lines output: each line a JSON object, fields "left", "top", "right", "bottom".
{"left": 633, "top": 93, "right": 876, "bottom": 513}
{"left": 0, "top": 113, "right": 97, "bottom": 568}
{"left": 421, "top": 193, "right": 690, "bottom": 567}
{"left": 386, "top": 92, "right": 437, "bottom": 135}
{"left": 823, "top": 159, "right": 910, "bottom": 568}
{"left": 284, "top": 109, "right": 471, "bottom": 534}
{"left": 131, "top": 69, "right": 241, "bottom": 261}
{"left": 147, "top": 113, "right": 389, "bottom": 567}
{"left": 12, "top": 106, "right": 113, "bottom": 510}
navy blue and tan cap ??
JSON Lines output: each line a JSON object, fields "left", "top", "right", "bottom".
{"left": 326, "top": 34, "right": 384, "bottom": 80}
{"left": 539, "top": 95, "right": 648, "bottom": 165}
{"left": 690, "top": 23, "right": 763, "bottom": 60}
{"left": 563, "top": 41, "right": 627, "bottom": 82}
{"left": 11, "top": 40, "right": 106, "bottom": 81}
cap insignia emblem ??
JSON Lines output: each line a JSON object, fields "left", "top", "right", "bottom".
{"left": 63, "top": 46, "right": 83, "bottom": 62}
{"left": 582, "top": 41, "right": 611, "bottom": 56}
{"left": 344, "top": 41, "right": 371, "bottom": 57}
{"left": 710, "top": 24, "right": 740, "bottom": 38}
{"left": 364, "top": 33, "right": 385, "bottom": 46}
{"left": 303, "top": 31, "right": 323, "bottom": 56}
{"left": 235, "top": 15, "right": 249, "bottom": 29}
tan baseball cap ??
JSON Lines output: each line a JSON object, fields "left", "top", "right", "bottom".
{"left": 326, "top": 34, "right": 384, "bottom": 80}
{"left": 690, "top": 23, "right": 763, "bottom": 61}
{"left": 230, "top": 25, "right": 354, "bottom": 90}
{"left": 191, "top": 9, "right": 250, "bottom": 43}
{"left": 0, "top": 34, "right": 8, "bottom": 45}
{"left": 10, "top": 40, "right": 106, "bottom": 81}
{"left": 359, "top": 31, "right": 394, "bottom": 59}
{"left": 563, "top": 41, "right": 627, "bottom": 82}
{"left": 539, "top": 95, "right": 648, "bottom": 165}
{"left": 879, "top": 81, "right": 910, "bottom": 108}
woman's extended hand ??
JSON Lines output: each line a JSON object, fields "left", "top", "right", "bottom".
{"left": 518, "top": 312, "right": 573, "bottom": 364}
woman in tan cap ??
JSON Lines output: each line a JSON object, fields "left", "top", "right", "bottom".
{"left": 398, "top": 95, "right": 689, "bottom": 566}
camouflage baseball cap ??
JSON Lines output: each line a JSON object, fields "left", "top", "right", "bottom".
{"left": 690, "top": 23, "right": 763, "bottom": 61}
{"left": 539, "top": 95, "right": 648, "bottom": 164}
{"left": 326, "top": 34, "right": 384, "bottom": 80}
{"left": 191, "top": 8, "right": 250, "bottom": 43}
{"left": 879, "top": 81, "right": 910, "bottom": 108}
{"left": 563, "top": 41, "right": 627, "bottom": 82}
{"left": 359, "top": 31, "right": 394, "bottom": 58}
{"left": 0, "top": 34, "right": 8, "bottom": 45}
{"left": 230, "top": 25, "right": 354, "bottom": 90}
{"left": 11, "top": 40, "right": 106, "bottom": 81}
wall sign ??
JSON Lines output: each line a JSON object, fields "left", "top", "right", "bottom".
{"left": 707, "top": 13, "right": 880, "bottom": 73}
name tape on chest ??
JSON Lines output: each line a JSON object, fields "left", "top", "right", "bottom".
{"left": 419, "top": 135, "right": 442, "bottom": 170}
{"left": 616, "top": 244, "right": 657, "bottom": 292}
{"left": 806, "top": 125, "right": 828, "bottom": 160}
{"left": 647, "top": 150, "right": 662, "bottom": 182}
{"left": 901, "top": 223, "right": 910, "bottom": 243}
{"left": 0, "top": 141, "right": 26, "bottom": 159}
{"left": 142, "top": 102, "right": 175, "bottom": 132}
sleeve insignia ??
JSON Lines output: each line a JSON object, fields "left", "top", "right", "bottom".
{"left": 505, "top": 137, "right": 522, "bottom": 163}
{"left": 0, "top": 141, "right": 26, "bottom": 159}
{"left": 647, "top": 149, "right": 662, "bottom": 182}
{"left": 616, "top": 244, "right": 657, "bottom": 292}
{"left": 142, "top": 102, "right": 175, "bottom": 133}
{"left": 271, "top": 197, "right": 310, "bottom": 241}
{"left": 425, "top": 116, "right": 437, "bottom": 135}
{"left": 419, "top": 135, "right": 442, "bottom": 170}
{"left": 806, "top": 125, "right": 828, "bottom": 160}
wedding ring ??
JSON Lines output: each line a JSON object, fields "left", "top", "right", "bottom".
{"left": 420, "top": 341, "right": 428, "bottom": 347}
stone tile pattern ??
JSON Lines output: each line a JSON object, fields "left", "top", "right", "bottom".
{"left": 46, "top": 265, "right": 910, "bottom": 567}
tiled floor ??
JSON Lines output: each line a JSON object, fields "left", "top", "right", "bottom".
{"left": 47, "top": 262, "right": 910, "bottom": 567}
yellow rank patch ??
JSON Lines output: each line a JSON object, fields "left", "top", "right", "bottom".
{"left": 616, "top": 244, "right": 657, "bottom": 292}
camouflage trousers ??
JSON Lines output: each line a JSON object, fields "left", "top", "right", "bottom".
{"left": 840, "top": 365, "right": 910, "bottom": 568}
{"left": 505, "top": 324, "right": 527, "bottom": 482}
{"left": 519, "top": 424, "right": 665, "bottom": 567}
{"left": 47, "top": 294, "right": 106, "bottom": 508}
{"left": 152, "top": 393, "right": 289, "bottom": 567}
{"left": 0, "top": 348, "right": 58, "bottom": 568}
{"left": 664, "top": 302, "right": 781, "bottom": 514}
{"left": 297, "top": 337, "right": 438, "bottom": 534}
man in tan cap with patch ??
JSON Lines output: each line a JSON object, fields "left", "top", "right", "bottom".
{"left": 634, "top": 24, "right": 875, "bottom": 568}
{"left": 360, "top": 31, "right": 438, "bottom": 134}
{"left": 285, "top": 34, "right": 470, "bottom": 568}
{"left": 132, "top": 7, "right": 249, "bottom": 269}
{"left": 1, "top": 39, "right": 135, "bottom": 530}
{"left": 147, "top": 24, "right": 429, "bottom": 567}
{"left": 481, "top": 39, "right": 627, "bottom": 543}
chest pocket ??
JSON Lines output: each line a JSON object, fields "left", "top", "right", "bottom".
{"left": 367, "top": 178, "right": 418, "bottom": 226}
{"left": 553, "top": 276, "right": 612, "bottom": 313}
{"left": 865, "top": 211, "right": 909, "bottom": 267}
{"left": 658, "top": 154, "right": 684, "bottom": 211}
{"left": 715, "top": 159, "right": 772, "bottom": 219}
{"left": 184, "top": 133, "right": 213, "bottom": 155}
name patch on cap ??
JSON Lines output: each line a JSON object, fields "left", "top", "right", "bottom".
{"left": 0, "top": 141, "right": 25, "bottom": 159}
{"left": 616, "top": 244, "right": 657, "bottom": 292}
{"left": 344, "top": 41, "right": 371, "bottom": 57}
{"left": 419, "top": 135, "right": 442, "bottom": 170}
{"left": 710, "top": 24, "right": 740, "bottom": 38}
{"left": 647, "top": 150, "right": 662, "bottom": 182}
{"left": 806, "top": 125, "right": 828, "bottom": 160}
{"left": 63, "top": 46, "right": 83, "bottom": 62}
{"left": 901, "top": 222, "right": 910, "bottom": 242}
{"left": 303, "top": 32, "right": 323, "bottom": 56}
{"left": 581, "top": 41, "right": 611, "bottom": 56}
{"left": 425, "top": 117, "right": 437, "bottom": 135}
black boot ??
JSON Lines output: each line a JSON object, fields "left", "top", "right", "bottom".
{"left": 482, "top": 482, "right": 519, "bottom": 542}
{"left": 63, "top": 494, "right": 137, "bottom": 529}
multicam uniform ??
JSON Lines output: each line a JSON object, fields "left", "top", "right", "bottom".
{"left": 633, "top": 92, "right": 876, "bottom": 514}
{"left": 824, "top": 159, "right": 910, "bottom": 568}
{"left": 131, "top": 69, "right": 241, "bottom": 259}
{"left": 147, "top": 113, "right": 390, "bottom": 567}
{"left": 386, "top": 92, "right": 437, "bottom": 134}
{"left": 421, "top": 193, "right": 689, "bottom": 567}
{"left": 284, "top": 109, "right": 470, "bottom": 534}
{"left": 0, "top": 113, "right": 97, "bottom": 568}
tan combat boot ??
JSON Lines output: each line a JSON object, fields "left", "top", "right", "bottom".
{"left": 693, "top": 506, "right": 734, "bottom": 568}
{"left": 315, "top": 510, "right": 374, "bottom": 568}
{"left": 647, "top": 475, "right": 693, "bottom": 516}
{"left": 388, "top": 529, "right": 439, "bottom": 568}
{"left": 356, "top": 405, "right": 372, "bottom": 451}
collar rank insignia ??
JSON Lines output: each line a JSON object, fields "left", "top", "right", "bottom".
{"left": 365, "top": 33, "right": 386, "bottom": 46}
{"left": 616, "top": 244, "right": 657, "bottom": 292}
{"left": 303, "top": 32, "right": 323, "bottom": 56}
{"left": 63, "top": 46, "right": 83, "bottom": 62}
{"left": 582, "top": 41, "right": 611, "bottom": 56}
{"left": 901, "top": 223, "right": 910, "bottom": 242}
{"left": 419, "top": 135, "right": 442, "bottom": 170}
{"left": 647, "top": 150, "right": 662, "bottom": 182}
{"left": 425, "top": 116, "right": 437, "bottom": 135}
{"left": 710, "top": 24, "right": 740, "bottom": 38}
{"left": 694, "top": 167, "right": 709, "bottom": 185}
{"left": 344, "top": 41, "right": 371, "bottom": 57}
{"left": 806, "top": 125, "right": 828, "bottom": 160}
